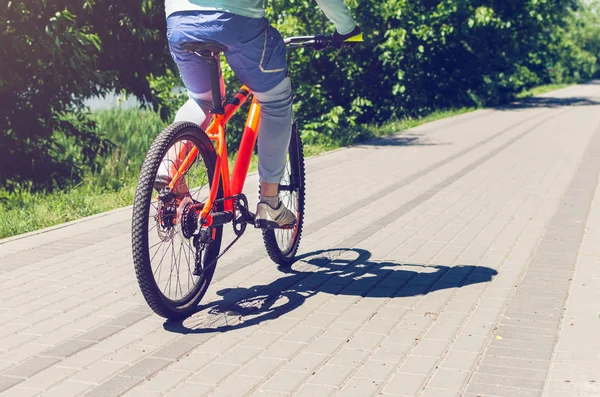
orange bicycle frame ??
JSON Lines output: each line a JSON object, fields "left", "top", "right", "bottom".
{"left": 168, "top": 83, "right": 261, "bottom": 227}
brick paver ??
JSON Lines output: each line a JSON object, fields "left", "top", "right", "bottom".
{"left": 1, "top": 83, "right": 600, "bottom": 396}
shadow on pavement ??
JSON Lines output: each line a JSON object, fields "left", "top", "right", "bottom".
{"left": 357, "top": 134, "right": 439, "bottom": 147}
{"left": 499, "top": 96, "right": 600, "bottom": 110}
{"left": 329, "top": 94, "right": 599, "bottom": 150}
{"left": 164, "top": 248, "right": 497, "bottom": 334}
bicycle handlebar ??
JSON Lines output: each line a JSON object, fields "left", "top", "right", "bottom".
{"left": 284, "top": 34, "right": 361, "bottom": 50}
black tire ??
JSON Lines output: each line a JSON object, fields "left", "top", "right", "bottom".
{"left": 262, "top": 122, "right": 305, "bottom": 266}
{"left": 132, "top": 122, "right": 223, "bottom": 319}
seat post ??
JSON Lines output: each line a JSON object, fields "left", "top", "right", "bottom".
{"left": 205, "top": 54, "right": 224, "bottom": 115}
{"left": 183, "top": 42, "right": 228, "bottom": 115}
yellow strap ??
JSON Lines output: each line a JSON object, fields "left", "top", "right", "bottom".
{"left": 344, "top": 32, "right": 364, "bottom": 43}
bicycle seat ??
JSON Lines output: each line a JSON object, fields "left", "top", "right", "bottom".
{"left": 183, "top": 41, "right": 227, "bottom": 56}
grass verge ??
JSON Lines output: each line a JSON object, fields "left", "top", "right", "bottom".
{"left": 515, "top": 83, "right": 573, "bottom": 99}
{"left": 0, "top": 183, "right": 136, "bottom": 239}
{"left": 0, "top": 83, "right": 575, "bottom": 239}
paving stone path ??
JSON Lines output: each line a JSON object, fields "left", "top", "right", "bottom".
{"left": 1, "top": 83, "right": 599, "bottom": 397}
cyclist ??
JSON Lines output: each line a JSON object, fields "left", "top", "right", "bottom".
{"left": 161, "top": 0, "right": 361, "bottom": 228}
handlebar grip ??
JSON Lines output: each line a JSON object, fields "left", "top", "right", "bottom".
{"left": 343, "top": 32, "right": 364, "bottom": 43}
{"left": 284, "top": 34, "right": 362, "bottom": 50}
{"left": 312, "top": 34, "right": 333, "bottom": 51}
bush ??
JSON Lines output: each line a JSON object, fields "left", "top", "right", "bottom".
{"left": 3, "top": 0, "right": 600, "bottom": 191}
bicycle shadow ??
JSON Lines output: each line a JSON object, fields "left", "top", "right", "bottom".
{"left": 163, "top": 248, "right": 497, "bottom": 334}
{"left": 498, "top": 96, "right": 600, "bottom": 110}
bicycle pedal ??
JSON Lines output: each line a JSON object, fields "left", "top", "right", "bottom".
{"left": 280, "top": 222, "right": 296, "bottom": 230}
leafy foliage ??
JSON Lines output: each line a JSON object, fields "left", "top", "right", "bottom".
{"left": 0, "top": 0, "right": 168, "bottom": 188}
{"left": 0, "top": 105, "right": 470, "bottom": 239}
{"left": 259, "top": 0, "right": 599, "bottom": 146}
{"left": 2, "top": 0, "right": 600, "bottom": 190}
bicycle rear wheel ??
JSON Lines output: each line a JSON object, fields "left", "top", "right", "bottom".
{"left": 132, "top": 122, "right": 223, "bottom": 319}
{"left": 262, "top": 122, "right": 305, "bottom": 266}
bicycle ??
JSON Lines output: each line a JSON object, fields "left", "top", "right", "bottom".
{"left": 132, "top": 33, "right": 363, "bottom": 319}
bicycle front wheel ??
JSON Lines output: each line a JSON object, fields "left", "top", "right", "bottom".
{"left": 262, "top": 122, "right": 306, "bottom": 266}
{"left": 132, "top": 122, "right": 223, "bottom": 319}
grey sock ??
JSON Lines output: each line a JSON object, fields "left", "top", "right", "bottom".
{"left": 260, "top": 195, "right": 280, "bottom": 208}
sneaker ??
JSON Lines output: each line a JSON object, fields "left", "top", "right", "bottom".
{"left": 153, "top": 174, "right": 189, "bottom": 196}
{"left": 154, "top": 140, "right": 194, "bottom": 195}
{"left": 255, "top": 201, "right": 296, "bottom": 229}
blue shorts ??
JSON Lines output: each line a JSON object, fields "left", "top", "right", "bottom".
{"left": 167, "top": 11, "right": 288, "bottom": 94}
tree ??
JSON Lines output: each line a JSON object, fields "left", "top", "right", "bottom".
{"left": 263, "top": 0, "right": 595, "bottom": 147}
{"left": 0, "top": 1, "right": 169, "bottom": 188}
{"left": 2, "top": 0, "right": 598, "bottom": 190}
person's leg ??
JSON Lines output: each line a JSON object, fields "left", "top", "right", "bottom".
{"left": 253, "top": 77, "right": 293, "bottom": 197}
{"left": 169, "top": 18, "right": 214, "bottom": 125}
{"left": 174, "top": 95, "right": 212, "bottom": 129}
{"left": 224, "top": 21, "right": 295, "bottom": 227}
{"left": 168, "top": 11, "right": 229, "bottom": 127}
{"left": 248, "top": 78, "right": 295, "bottom": 228}
{"left": 156, "top": 12, "right": 220, "bottom": 193}
{"left": 174, "top": 61, "right": 226, "bottom": 129}
{"left": 253, "top": 77, "right": 295, "bottom": 228}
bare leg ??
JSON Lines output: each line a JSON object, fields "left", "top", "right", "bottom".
{"left": 261, "top": 182, "right": 279, "bottom": 197}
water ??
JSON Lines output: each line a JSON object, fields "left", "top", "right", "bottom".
{"left": 85, "top": 92, "right": 141, "bottom": 111}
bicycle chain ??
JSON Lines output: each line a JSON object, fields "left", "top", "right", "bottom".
{"left": 196, "top": 193, "right": 250, "bottom": 274}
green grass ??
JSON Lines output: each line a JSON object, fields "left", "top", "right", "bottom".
{"left": 0, "top": 106, "right": 474, "bottom": 239}
{"left": 0, "top": 183, "right": 136, "bottom": 239}
{"left": 302, "top": 107, "right": 476, "bottom": 157}
{"left": 0, "top": 107, "right": 160, "bottom": 239}
{"left": 0, "top": 83, "right": 574, "bottom": 239}
{"left": 515, "top": 83, "right": 573, "bottom": 99}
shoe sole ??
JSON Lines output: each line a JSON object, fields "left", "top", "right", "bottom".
{"left": 255, "top": 219, "right": 296, "bottom": 230}
{"left": 154, "top": 178, "right": 189, "bottom": 196}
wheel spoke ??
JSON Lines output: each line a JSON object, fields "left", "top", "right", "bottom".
{"left": 183, "top": 240, "right": 194, "bottom": 290}
{"left": 133, "top": 126, "right": 224, "bottom": 316}
{"left": 167, "top": 242, "right": 176, "bottom": 298}
{"left": 138, "top": 135, "right": 220, "bottom": 305}
{"left": 175, "top": 238, "right": 184, "bottom": 299}
{"left": 154, "top": 240, "right": 170, "bottom": 284}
